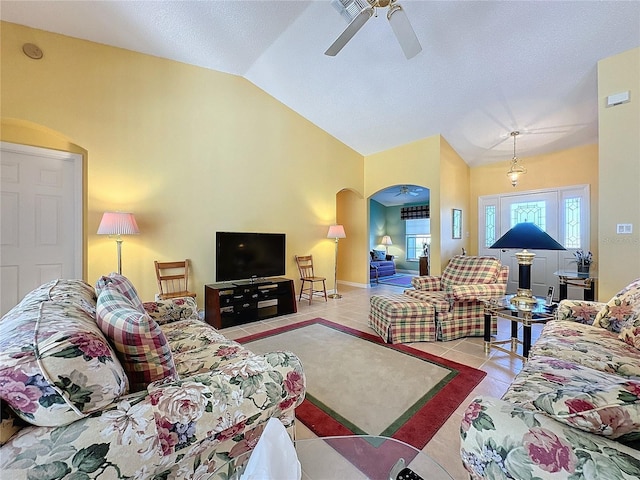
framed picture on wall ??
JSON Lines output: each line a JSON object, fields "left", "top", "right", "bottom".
{"left": 452, "top": 209, "right": 462, "bottom": 239}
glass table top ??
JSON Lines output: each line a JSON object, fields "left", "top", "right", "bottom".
{"left": 295, "top": 435, "right": 453, "bottom": 480}
{"left": 554, "top": 269, "right": 597, "bottom": 279}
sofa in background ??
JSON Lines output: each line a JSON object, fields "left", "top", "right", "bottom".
{"left": 370, "top": 249, "right": 396, "bottom": 282}
{"left": 460, "top": 278, "right": 640, "bottom": 479}
{"left": 404, "top": 255, "right": 509, "bottom": 341}
{"left": 0, "top": 275, "right": 306, "bottom": 479}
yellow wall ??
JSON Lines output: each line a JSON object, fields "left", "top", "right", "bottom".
{"left": 469, "top": 143, "right": 599, "bottom": 262}
{"left": 597, "top": 47, "right": 640, "bottom": 299}
{"left": 1, "top": 22, "right": 364, "bottom": 302}
{"left": 439, "top": 137, "right": 471, "bottom": 260}
{"left": 363, "top": 135, "right": 470, "bottom": 275}
{"left": 364, "top": 136, "right": 441, "bottom": 274}
{"left": 336, "top": 189, "right": 366, "bottom": 285}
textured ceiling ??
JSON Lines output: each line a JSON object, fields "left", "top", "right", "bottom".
{"left": 2, "top": 0, "right": 639, "bottom": 166}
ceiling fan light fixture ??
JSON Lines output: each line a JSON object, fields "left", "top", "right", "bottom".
{"left": 331, "top": 0, "right": 370, "bottom": 23}
{"left": 506, "top": 131, "right": 526, "bottom": 187}
{"left": 325, "top": 0, "right": 422, "bottom": 59}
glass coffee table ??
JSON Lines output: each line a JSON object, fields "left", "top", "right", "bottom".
{"left": 295, "top": 435, "right": 452, "bottom": 480}
{"left": 484, "top": 294, "right": 556, "bottom": 359}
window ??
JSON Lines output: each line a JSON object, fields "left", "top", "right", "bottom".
{"left": 405, "top": 219, "right": 430, "bottom": 261}
{"left": 484, "top": 205, "right": 496, "bottom": 248}
{"left": 509, "top": 200, "right": 546, "bottom": 229}
{"left": 564, "top": 197, "right": 581, "bottom": 248}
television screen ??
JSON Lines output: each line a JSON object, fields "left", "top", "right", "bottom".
{"left": 216, "top": 232, "right": 286, "bottom": 282}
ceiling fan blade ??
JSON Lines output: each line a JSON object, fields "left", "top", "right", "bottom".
{"left": 325, "top": 6, "right": 374, "bottom": 56}
{"left": 409, "top": 192, "right": 419, "bottom": 196}
{"left": 387, "top": 3, "right": 422, "bottom": 59}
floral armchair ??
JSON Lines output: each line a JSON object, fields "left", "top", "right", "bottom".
{"left": 403, "top": 255, "right": 509, "bottom": 340}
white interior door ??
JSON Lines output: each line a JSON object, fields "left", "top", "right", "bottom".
{"left": 498, "top": 192, "right": 559, "bottom": 297}
{"left": 1, "top": 142, "right": 83, "bottom": 316}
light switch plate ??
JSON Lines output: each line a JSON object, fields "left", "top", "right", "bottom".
{"left": 617, "top": 223, "right": 633, "bottom": 234}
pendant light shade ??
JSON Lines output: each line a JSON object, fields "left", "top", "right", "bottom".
{"left": 506, "top": 131, "right": 526, "bottom": 187}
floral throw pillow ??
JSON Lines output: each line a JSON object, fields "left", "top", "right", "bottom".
{"left": 0, "top": 289, "right": 128, "bottom": 427}
{"left": 594, "top": 277, "right": 640, "bottom": 333}
{"left": 96, "top": 286, "right": 178, "bottom": 391}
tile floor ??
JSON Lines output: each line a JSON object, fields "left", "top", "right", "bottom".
{"left": 219, "top": 283, "right": 544, "bottom": 480}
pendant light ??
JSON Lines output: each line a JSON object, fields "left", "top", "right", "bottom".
{"left": 506, "top": 131, "right": 526, "bottom": 187}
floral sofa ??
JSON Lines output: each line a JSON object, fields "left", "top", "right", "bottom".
{"left": 404, "top": 255, "right": 509, "bottom": 341}
{"left": 0, "top": 274, "right": 306, "bottom": 479}
{"left": 460, "top": 277, "right": 640, "bottom": 479}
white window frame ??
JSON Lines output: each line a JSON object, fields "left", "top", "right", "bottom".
{"left": 405, "top": 218, "right": 431, "bottom": 262}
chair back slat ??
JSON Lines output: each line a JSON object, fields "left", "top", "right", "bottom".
{"left": 154, "top": 259, "right": 196, "bottom": 299}
{"left": 295, "top": 255, "right": 315, "bottom": 279}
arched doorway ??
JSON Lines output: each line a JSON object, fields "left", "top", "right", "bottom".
{"left": 368, "top": 184, "right": 431, "bottom": 281}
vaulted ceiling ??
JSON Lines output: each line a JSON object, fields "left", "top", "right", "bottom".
{"left": 3, "top": 1, "right": 639, "bottom": 166}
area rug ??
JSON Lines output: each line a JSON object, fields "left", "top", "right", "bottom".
{"left": 237, "top": 318, "right": 485, "bottom": 451}
{"left": 376, "top": 273, "right": 415, "bottom": 288}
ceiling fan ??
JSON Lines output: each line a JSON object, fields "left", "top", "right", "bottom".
{"left": 326, "top": 0, "right": 422, "bottom": 59}
{"left": 394, "top": 186, "right": 423, "bottom": 197}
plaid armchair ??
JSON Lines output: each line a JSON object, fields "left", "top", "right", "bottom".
{"left": 404, "top": 255, "right": 509, "bottom": 341}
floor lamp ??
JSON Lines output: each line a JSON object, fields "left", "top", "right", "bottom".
{"left": 97, "top": 211, "right": 140, "bottom": 275}
{"left": 491, "top": 222, "right": 565, "bottom": 311}
{"left": 327, "top": 224, "right": 346, "bottom": 299}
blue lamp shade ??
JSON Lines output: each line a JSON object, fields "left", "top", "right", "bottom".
{"left": 490, "top": 222, "right": 565, "bottom": 251}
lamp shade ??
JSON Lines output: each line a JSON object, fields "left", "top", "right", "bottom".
{"left": 97, "top": 212, "right": 140, "bottom": 235}
{"left": 381, "top": 235, "right": 392, "bottom": 246}
{"left": 327, "top": 224, "right": 346, "bottom": 239}
{"left": 490, "top": 222, "right": 565, "bottom": 251}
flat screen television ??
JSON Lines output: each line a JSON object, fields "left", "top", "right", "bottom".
{"left": 216, "top": 232, "right": 286, "bottom": 283}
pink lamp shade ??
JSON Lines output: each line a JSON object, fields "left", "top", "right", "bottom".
{"left": 97, "top": 211, "right": 139, "bottom": 275}
{"left": 327, "top": 224, "right": 346, "bottom": 239}
{"left": 97, "top": 212, "right": 140, "bottom": 236}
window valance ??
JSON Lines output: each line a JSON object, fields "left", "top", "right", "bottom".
{"left": 400, "top": 205, "right": 429, "bottom": 220}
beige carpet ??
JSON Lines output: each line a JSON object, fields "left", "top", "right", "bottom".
{"left": 245, "top": 322, "right": 451, "bottom": 436}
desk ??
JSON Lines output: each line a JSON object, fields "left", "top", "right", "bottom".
{"left": 484, "top": 295, "right": 555, "bottom": 359}
{"left": 554, "top": 270, "right": 597, "bottom": 301}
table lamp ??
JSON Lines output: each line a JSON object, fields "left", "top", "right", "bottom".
{"left": 381, "top": 235, "right": 393, "bottom": 256}
{"left": 490, "top": 222, "right": 565, "bottom": 311}
{"left": 327, "top": 224, "right": 346, "bottom": 299}
{"left": 97, "top": 211, "right": 140, "bottom": 275}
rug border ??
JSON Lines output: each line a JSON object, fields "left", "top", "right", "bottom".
{"left": 237, "top": 317, "right": 486, "bottom": 449}
{"left": 375, "top": 273, "right": 415, "bottom": 287}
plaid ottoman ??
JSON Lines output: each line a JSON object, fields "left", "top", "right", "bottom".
{"left": 368, "top": 294, "right": 436, "bottom": 344}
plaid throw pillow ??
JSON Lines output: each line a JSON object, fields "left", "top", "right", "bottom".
{"left": 96, "top": 286, "right": 177, "bottom": 391}
{"left": 441, "top": 255, "right": 500, "bottom": 290}
{"left": 95, "top": 273, "right": 145, "bottom": 313}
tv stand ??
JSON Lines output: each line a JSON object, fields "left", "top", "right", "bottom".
{"left": 204, "top": 277, "right": 297, "bottom": 329}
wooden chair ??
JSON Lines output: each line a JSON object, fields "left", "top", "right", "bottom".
{"left": 295, "top": 255, "right": 327, "bottom": 305}
{"left": 154, "top": 259, "right": 196, "bottom": 300}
